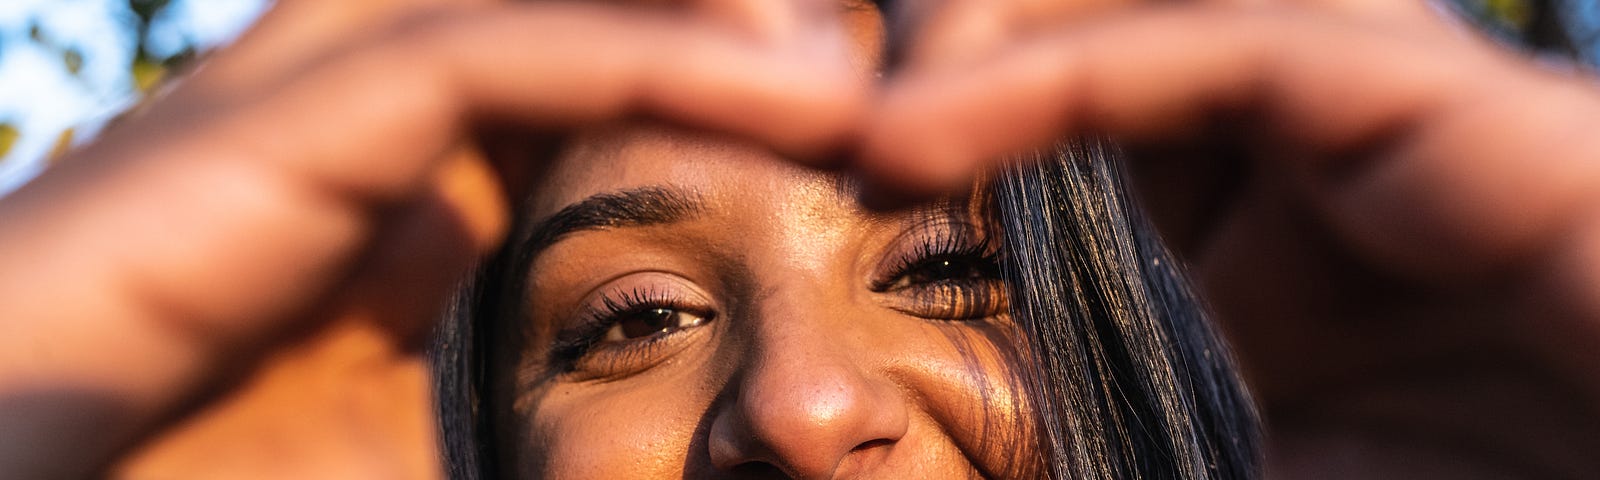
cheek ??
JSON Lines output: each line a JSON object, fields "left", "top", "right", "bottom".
{"left": 900, "top": 323, "right": 1041, "bottom": 475}
{"left": 521, "top": 379, "right": 710, "bottom": 479}
{"left": 511, "top": 319, "right": 1040, "bottom": 478}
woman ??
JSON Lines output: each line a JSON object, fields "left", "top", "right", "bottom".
{"left": 5, "top": 0, "right": 1600, "bottom": 478}
{"left": 428, "top": 3, "right": 1259, "bottom": 477}
{"left": 429, "top": 128, "right": 1257, "bottom": 478}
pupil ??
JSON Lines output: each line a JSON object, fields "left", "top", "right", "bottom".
{"left": 620, "top": 308, "right": 677, "bottom": 338}
{"left": 645, "top": 308, "right": 674, "bottom": 328}
{"left": 916, "top": 258, "right": 965, "bottom": 282}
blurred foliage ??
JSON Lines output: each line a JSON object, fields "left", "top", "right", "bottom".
{"left": 128, "top": 0, "right": 196, "bottom": 94}
{"left": 27, "top": 22, "right": 85, "bottom": 79}
{"left": 0, "top": 0, "right": 205, "bottom": 168}
{"left": 1487, "top": 0, "right": 1535, "bottom": 30}
{"left": 0, "top": 123, "right": 18, "bottom": 159}
{"left": 1451, "top": 0, "right": 1594, "bottom": 59}
{"left": 47, "top": 128, "right": 75, "bottom": 166}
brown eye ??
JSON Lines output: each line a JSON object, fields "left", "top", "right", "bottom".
{"left": 905, "top": 255, "right": 998, "bottom": 285}
{"left": 876, "top": 251, "right": 1006, "bottom": 320}
{"left": 883, "top": 254, "right": 1002, "bottom": 292}
{"left": 603, "top": 308, "right": 707, "bottom": 341}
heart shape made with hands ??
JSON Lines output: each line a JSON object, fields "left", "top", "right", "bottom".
{"left": 32, "top": 2, "right": 1600, "bottom": 479}
{"left": 852, "top": 0, "right": 1600, "bottom": 423}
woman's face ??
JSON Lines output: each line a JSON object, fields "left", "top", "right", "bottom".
{"left": 502, "top": 1, "right": 1038, "bottom": 478}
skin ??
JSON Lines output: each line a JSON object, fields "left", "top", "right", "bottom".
{"left": 498, "top": 6, "right": 1040, "bottom": 477}
{"left": 867, "top": 1, "right": 1600, "bottom": 476}
{"left": 1, "top": 2, "right": 862, "bottom": 479}
{"left": 504, "top": 123, "right": 1036, "bottom": 478}
{"left": 0, "top": 0, "right": 1596, "bottom": 477}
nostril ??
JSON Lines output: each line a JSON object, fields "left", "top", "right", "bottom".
{"left": 850, "top": 438, "right": 894, "bottom": 453}
{"left": 729, "top": 461, "right": 788, "bottom": 477}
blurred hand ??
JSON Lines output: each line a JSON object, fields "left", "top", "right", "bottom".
{"left": 8, "top": 0, "right": 1600, "bottom": 477}
{"left": 865, "top": 1, "right": 1600, "bottom": 475}
{"left": 0, "top": 0, "right": 861, "bottom": 478}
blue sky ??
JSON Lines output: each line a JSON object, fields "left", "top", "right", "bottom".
{"left": 0, "top": 0, "right": 268, "bottom": 195}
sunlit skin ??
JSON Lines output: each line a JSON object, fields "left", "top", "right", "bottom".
{"left": 492, "top": 5, "right": 1036, "bottom": 476}
{"left": 501, "top": 124, "right": 1038, "bottom": 478}
{"left": 5, "top": 0, "right": 1600, "bottom": 477}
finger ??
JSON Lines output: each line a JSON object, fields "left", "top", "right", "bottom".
{"left": 864, "top": 7, "right": 1600, "bottom": 277}
{"left": 339, "top": 145, "right": 508, "bottom": 346}
{"left": 154, "top": 0, "right": 499, "bottom": 112}
{"left": 1222, "top": 0, "right": 1442, "bottom": 24}
{"left": 867, "top": 7, "right": 1456, "bottom": 191}
{"left": 0, "top": 4, "right": 862, "bottom": 474}
{"left": 82, "top": 2, "right": 863, "bottom": 349}
{"left": 678, "top": 0, "right": 882, "bottom": 111}
{"left": 888, "top": 0, "right": 1010, "bottom": 69}
{"left": 891, "top": 0, "right": 1138, "bottom": 72}
{"left": 892, "top": 0, "right": 1446, "bottom": 75}
{"left": 686, "top": 0, "right": 841, "bottom": 45}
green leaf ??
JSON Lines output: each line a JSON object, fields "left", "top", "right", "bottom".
{"left": 63, "top": 48, "right": 83, "bottom": 76}
{"left": 0, "top": 123, "right": 19, "bottom": 160}
{"left": 1485, "top": 0, "right": 1532, "bottom": 30}
{"left": 132, "top": 57, "right": 166, "bottom": 93}
{"left": 48, "top": 128, "right": 75, "bottom": 163}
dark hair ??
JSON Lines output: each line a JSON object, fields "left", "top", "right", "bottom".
{"left": 429, "top": 139, "right": 1261, "bottom": 479}
{"left": 996, "top": 138, "right": 1259, "bottom": 478}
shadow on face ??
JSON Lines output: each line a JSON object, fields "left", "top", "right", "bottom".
{"left": 477, "top": 1, "right": 1045, "bottom": 478}
{"left": 496, "top": 119, "right": 1041, "bottom": 478}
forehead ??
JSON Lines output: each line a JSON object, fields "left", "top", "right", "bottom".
{"left": 520, "top": 122, "right": 889, "bottom": 309}
{"left": 526, "top": 122, "right": 858, "bottom": 223}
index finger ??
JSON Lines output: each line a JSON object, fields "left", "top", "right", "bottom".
{"left": 143, "top": 3, "right": 865, "bottom": 203}
{"left": 57, "top": 2, "right": 865, "bottom": 357}
{"left": 862, "top": 6, "right": 1600, "bottom": 277}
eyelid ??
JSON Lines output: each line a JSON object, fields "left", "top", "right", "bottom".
{"left": 871, "top": 217, "right": 996, "bottom": 291}
{"left": 546, "top": 272, "right": 716, "bottom": 376}
{"left": 558, "top": 271, "right": 707, "bottom": 325}
{"left": 869, "top": 213, "right": 1008, "bottom": 321}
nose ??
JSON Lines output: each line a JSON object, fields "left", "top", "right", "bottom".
{"left": 706, "top": 304, "right": 910, "bottom": 478}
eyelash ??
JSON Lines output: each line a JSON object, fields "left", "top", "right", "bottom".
{"left": 873, "top": 229, "right": 1006, "bottom": 320}
{"left": 546, "top": 230, "right": 1005, "bottom": 374}
{"left": 877, "top": 232, "right": 997, "bottom": 287}
{"left": 548, "top": 287, "right": 711, "bottom": 375}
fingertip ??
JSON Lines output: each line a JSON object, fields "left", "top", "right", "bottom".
{"left": 858, "top": 101, "right": 983, "bottom": 199}
{"left": 850, "top": 150, "right": 984, "bottom": 213}
{"left": 434, "top": 147, "right": 509, "bottom": 256}
{"left": 772, "top": 66, "right": 874, "bottom": 163}
{"left": 642, "top": 19, "right": 871, "bottom": 164}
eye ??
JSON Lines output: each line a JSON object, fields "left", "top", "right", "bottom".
{"left": 888, "top": 254, "right": 1000, "bottom": 290}
{"left": 874, "top": 231, "right": 1007, "bottom": 320}
{"left": 548, "top": 283, "right": 717, "bottom": 378}
{"left": 604, "top": 307, "right": 709, "bottom": 341}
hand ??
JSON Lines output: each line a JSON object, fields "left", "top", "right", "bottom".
{"left": 864, "top": 1, "right": 1600, "bottom": 474}
{"left": 0, "top": 1, "right": 862, "bottom": 478}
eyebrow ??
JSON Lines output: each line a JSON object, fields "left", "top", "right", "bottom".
{"left": 520, "top": 186, "right": 705, "bottom": 260}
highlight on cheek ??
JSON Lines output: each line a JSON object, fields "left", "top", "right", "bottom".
{"left": 544, "top": 273, "right": 717, "bottom": 380}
